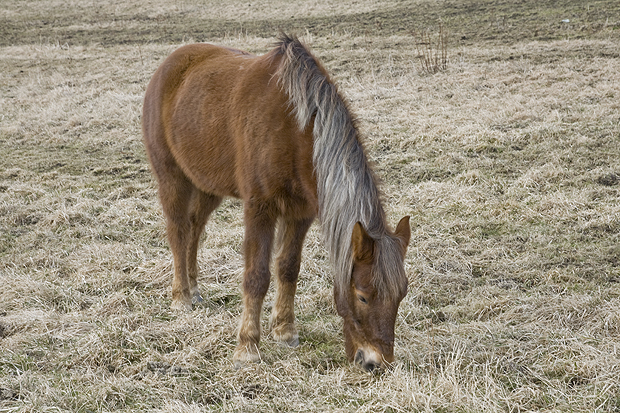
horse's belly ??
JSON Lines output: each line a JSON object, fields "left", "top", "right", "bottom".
{"left": 169, "top": 134, "right": 241, "bottom": 198}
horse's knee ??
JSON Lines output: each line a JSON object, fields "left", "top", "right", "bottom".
{"left": 242, "top": 269, "right": 270, "bottom": 299}
{"left": 278, "top": 269, "right": 299, "bottom": 285}
{"left": 276, "top": 253, "right": 302, "bottom": 283}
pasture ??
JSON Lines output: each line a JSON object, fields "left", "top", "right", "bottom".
{"left": 1, "top": 0, "right": 620, "bottom": 411}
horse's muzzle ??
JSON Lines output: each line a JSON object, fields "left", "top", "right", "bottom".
{"left": 355, "top": 348, "right": 384, "bottom": 373}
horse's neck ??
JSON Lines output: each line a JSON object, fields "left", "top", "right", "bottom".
{"left": 314, "top": 130, "right": 387, "bottom": 239}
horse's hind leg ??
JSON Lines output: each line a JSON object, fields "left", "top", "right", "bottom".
{"left": 151, "top": 163, "right": 191, "bottom": 311}
{"left": 186, "top": 189, "right": 222, "bottom": 304}
{"left": 269, "top": 217, "right": 314, "bottom": 347}
{"left": 233, "top": 202, "right": 276, "bottom": 367}
{"left": 154, "top": 159, "right": 220, "bottom": 311}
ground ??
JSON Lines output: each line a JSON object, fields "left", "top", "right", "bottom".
{"left": 1, "top": 0, "right": 620, "bottom": 412}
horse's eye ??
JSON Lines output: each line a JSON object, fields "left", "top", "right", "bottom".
{"left": 357, "top": 295, "right": 368, "bottom": 304}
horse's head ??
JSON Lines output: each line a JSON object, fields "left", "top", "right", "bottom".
{"left": 335, "top": 216, "right": 411, "bottom": 372}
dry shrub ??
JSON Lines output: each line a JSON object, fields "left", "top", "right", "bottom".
{"left": 413, "top": 21, "right": 448, "bottom": 74}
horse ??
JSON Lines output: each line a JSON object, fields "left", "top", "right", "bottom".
{"left": 142, "top": 34, "right": 411, "bottom": 371}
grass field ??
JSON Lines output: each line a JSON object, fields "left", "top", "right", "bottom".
{"left": 1, "top": 0, "right": 620, "bottom": 411}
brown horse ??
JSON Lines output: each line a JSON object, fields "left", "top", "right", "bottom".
{"left": 142, "top": 35, "right": 411, "bottom": 371}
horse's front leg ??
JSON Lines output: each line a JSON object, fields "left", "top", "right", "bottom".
{"left": 269, "top": 216, "right": 314, "bottom": 347}
{"left": 233, "top": 203, "right": 276, "bottom": 368}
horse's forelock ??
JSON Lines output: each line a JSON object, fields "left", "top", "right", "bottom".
{"left": 372, "top": 235, "right": 408, "bottom": 300}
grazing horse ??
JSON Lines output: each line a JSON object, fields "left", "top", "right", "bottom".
{"left": 142, "top": 35, "right": 411, "bottom": 371}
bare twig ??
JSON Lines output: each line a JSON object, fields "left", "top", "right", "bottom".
{"left": 413, "top": 21, "right": 448, "bottom": 74}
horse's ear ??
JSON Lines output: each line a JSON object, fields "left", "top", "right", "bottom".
{"left": 351, "top": 222, "right": 375, "bottom": 263}
{"left": 394, "top": 216, "right": 411, "bottom": 249}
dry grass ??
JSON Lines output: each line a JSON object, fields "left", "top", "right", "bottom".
{"left": 1, "top": 0, "right": 620, "bottom": 412}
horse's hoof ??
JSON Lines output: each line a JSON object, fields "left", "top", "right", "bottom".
{"left": 274, "top": 332, "right": 299, "bottom": 347}
{"left": 282, "top": 335, "right": 300, "bottom": 347}
{"left": 191, "top": 291, "right": 204, "bottom": 305}
{"left": 233, "top": 359, "right": 254, "bottom": 370}
{"left": 270, "top": 324, "right": 300, "bottom": 347}
{"left": 233, "top": 345, "right": 261, "bottom": 369}
{"left": 170, "top": 299, "right": 192, "bottom": 313}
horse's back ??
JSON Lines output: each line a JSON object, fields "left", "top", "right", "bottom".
{"left": 142, "top": 43, "right": 317, "bottom": 218}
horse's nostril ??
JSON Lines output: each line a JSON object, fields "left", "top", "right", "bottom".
{"left": 354, "top": 349, "right": 364, "bottom": 365}
{"left": 363, "top": 361, "right": 381, "bottom": 372}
